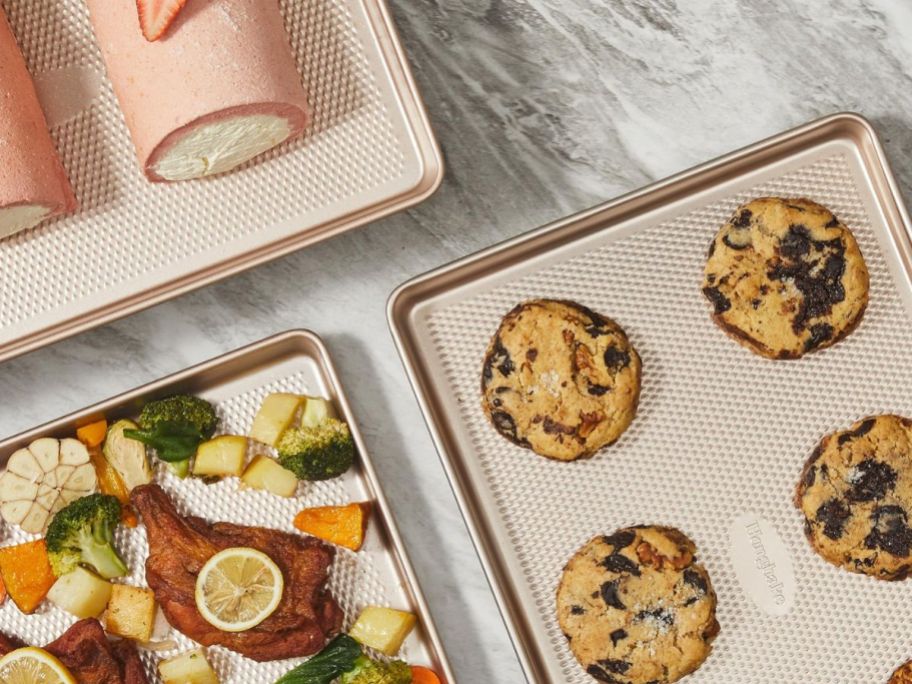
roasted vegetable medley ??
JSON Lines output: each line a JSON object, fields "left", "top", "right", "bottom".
{"left": 0, "top": 391, "right": 436, "bottom": 684}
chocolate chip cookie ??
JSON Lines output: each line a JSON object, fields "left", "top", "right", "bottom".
{"left": 702, "top": 197, "right": 869, "bottom": 359}
{"left": 795, "top": 415, "right": 912, "bottom": 580}
{"left": 481, "top": 299, "right": 642, "bottom": 461}
{"left": 556, "top": 526, "right": 719, "bottom": 684}
{"left": 890, "top": 661, "right": 912, "bottom": 684}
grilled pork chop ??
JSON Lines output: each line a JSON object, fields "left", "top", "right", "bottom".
{"left": 0, "top": 631, "right": 23, "bottom": 654}
{"left": 131, "top": 484, "right": 343, "bottom": 661}
{"left": 0, "top": 619, "right": 148, "bottom": 684}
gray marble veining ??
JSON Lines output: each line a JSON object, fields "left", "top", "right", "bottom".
{"left": 3, "top": 1, "right": 912, "bottom": 682}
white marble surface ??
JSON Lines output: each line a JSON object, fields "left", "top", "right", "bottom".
{"left": 4, "top": 1, "right": 912, "bottom": 682}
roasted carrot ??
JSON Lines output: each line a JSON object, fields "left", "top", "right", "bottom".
{"left": 88, "top": 447, "right": 137, "bottom": 528}
{"left": 120, "top": 505, "right": 138, "bottom": 528}
{"left": 293, "top": 502, "right": 371, "bottom": 551}
{"left": 76, "top": 418, "right": 108, "bottom": 449}
{"left": 410, "top": 666, "right": 442, "bottom": 684}
{"left": 0, "top": 540, "right": 55, "bottom": 613}
{"left": 0, "top": 574, "right": 6, "bottom": 606}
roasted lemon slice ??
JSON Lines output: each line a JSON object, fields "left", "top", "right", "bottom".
{"left": 0, "top": 647, "right": 76, "bottom": 684}
{"left": 195, "top": 547, "right": 284, "bottom": 632}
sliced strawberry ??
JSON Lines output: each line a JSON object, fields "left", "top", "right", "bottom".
{"left": 136, "top": 0, "right": 190, "bottom": 42}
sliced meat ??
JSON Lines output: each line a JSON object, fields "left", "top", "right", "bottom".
{"left": 0, "top": 620, "right": 147, "bottom": 684}
{"left": 111, "top": 638, "right": 149, "bottom": 684}
{"left": 0, "top": 631, "right": 24, "bottom": 655}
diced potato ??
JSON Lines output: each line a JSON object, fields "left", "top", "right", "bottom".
{"left": 193, "top": 436, "right": 248, "bottom": 477}
{"left": 300, "top": 397, "right": 336, "bottom": 429}
{"left": 158, "top": 648, "right": 219, "bottom": 684}
{"left": 47, "top": 567, "right": 112, "bottom": 618}
{"left": 249, "top": 393, "right": 304, "bottom": 446}
{"left": 349, "top": 606, "right": 417, "bottom": 656}
{"left": 106, "top": 584, "right": 157, "bottom": 642}
{"left": 240, "top": 455, "right": 298, "bottom": 498}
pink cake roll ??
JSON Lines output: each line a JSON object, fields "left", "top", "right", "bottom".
{"left": 86, "top": 0, "right": 309, "bottom": 182}
{"left": 0, "top": 10, "right": 76, "bottom": 239}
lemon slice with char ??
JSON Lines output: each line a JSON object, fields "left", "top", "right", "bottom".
{"left": 195, "top": 546, "right": 284, "bottom": 632}
{"left": 0, "top": 647, "right": 76, "bottom": 684}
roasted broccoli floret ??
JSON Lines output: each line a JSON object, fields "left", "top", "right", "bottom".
{"left": 276, "top": 418, "right": 355, "bottom": 481}
{"left": 273, "top": 634, "right": 362, "bottom": 684}
{"left": 339, "top": 655, "right": 412, "bottom": 684}
{"left": 138, "top": 395, "right": 218, "bottom": 437}
{"left": 46, "top": 493, "right": 128, "bottom": 579}
{"left": 125, "top": 395, "right": 218, "bottom": 473}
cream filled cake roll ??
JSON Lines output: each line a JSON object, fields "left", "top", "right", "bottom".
{"left": 0, "top": 10, "right": 76, "bottom": 239}
{"left": 86, "top": 0, "right": 310, "bottom": 182}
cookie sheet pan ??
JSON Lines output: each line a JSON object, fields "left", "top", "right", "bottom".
{"left": 388, "top": 113, "right": 912, "bottom": 683}
{"left": 0, "top": 330, "right": 454, "bottom": 683}
{"left": 0, "top": 0, "right": 441, "bottom": 363}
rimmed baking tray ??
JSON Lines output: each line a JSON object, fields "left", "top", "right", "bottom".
{"left": 388, "top": 113, "right": 912, "bottom": 683}
{"left": 0, "top": 0, "right": 441, "bottom": 363}
{"left": 0, "top": 330, "right": 454, "bottom": 683}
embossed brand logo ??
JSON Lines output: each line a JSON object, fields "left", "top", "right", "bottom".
{"left": 746, "top": 521, "right": 787, "bottom": 603}
{"left": 729, "top": 514, "right": 795, "bottom": 616}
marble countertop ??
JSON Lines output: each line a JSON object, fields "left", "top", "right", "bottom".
{"left": 3, "top": 1, "right": 912, "bottom": 681}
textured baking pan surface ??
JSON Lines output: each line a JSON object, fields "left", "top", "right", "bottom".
{"left": 389, "top": 114, "right": 912, "bottom": 683}
{"left": 0, "top": 0, "right": 440, "bottom": 362}
{"left": 0, "top": 331, "right": 452, "bottom": 683}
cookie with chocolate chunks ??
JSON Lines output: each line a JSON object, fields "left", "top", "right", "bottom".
{"left": 796, "top": 415, "right": 912, "bottom": 580}
{"left": 702, "top": 197, "right": 869, "bottom": 359}
{"left": 481, "top": 299, "right": 641, "bottom": 461}
{"left": 890, "top": 660, "right": 912, "bottom": 683}
{"left": 556, "top": 526, "right": 719, "bottom": 684}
